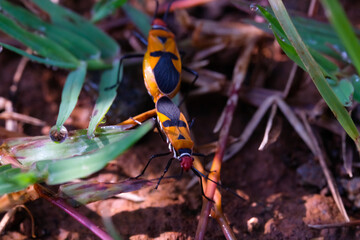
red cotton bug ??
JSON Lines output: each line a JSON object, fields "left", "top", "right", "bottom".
{"left": 106, "top": 0, "right": 198, "bottom": 104}
{"left": 142, "top": 1, "right": 182, "bottom": 103}
{"left": 135, "top": 96, "right": 194, "bottom": 185}
{"left": 133, "top": 96, "right": 244, "bottom": 201}
{"left": 155, "top": 95, "right": 194, "bottom": 171}
{"left": 133, "top": 95, "right": 221, "bottom": 201}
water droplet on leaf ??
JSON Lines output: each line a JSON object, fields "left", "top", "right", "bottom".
{"left": 49, "top": 125, "right": 68, "bottom": 143}
{"left": 250, "top": 3, "right": 258, "bottom": 12}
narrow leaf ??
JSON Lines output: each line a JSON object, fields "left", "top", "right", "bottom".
{"left": 258, "top": 6, "right": 338, "bottom": 79}
{"left": 0, "top": 0, "right": 101, "bottom": 61}
{"left": 122, "top": 3, "right": 151, "bottom": 36}
{"left": 87, "top": 59, "right": 121, "bottom": 137}
{"left": 267, "top": 0, "right": 360, "bottom": 150}
{"left": 36, "top": 121, "right": 153, "bottom": 184}
{"left": 0, "top": 167, "right": 39, "bottom": 195}
{"left": 351, "top": 75, "right": 360, "bottom": 102}
{"left": 0, "top": 165, "right": 12, "bottom": 173}
{"left": 91, "top": 0, "right": 127, "bottom": 22}
{"left": 321, "top": 0, "right": 360, "bottom": 76}
{"left": 56, "top": 62, "right": 87, "bottom": 129}
{"left": 31, "top": 0, "right": 119, "bottom": 59}
{"left": 0, "top": 121, "right": 154, "bottom": 193}
{"left": 330, "top": 79, "right": 354, "bottom": 107}
{"left": 6, "top": 126, "right": 137, "bottom": 165}
{"left": 0, "top": 12, "right": 79, "bottom": 64}
{"left": 0, "top": 42, "right": 78, "bottom": 69}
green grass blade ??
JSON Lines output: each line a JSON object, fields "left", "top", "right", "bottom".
{"left": 56, "top": 62, "right": 87, "bottom": 129}
{"left": 293, "top": 18, "right": 346, "bottom": 60}
{"left": 31, "top": 0, "right": 119, "bottom": 59}
{"left": 91, "top": 0, "right": 127, "bottom": 22}
{"left": 0, "top": 167, "right": 39, "bottom": 195}
{"left": 0, "top": 12, "right": 79, "bottom": 65}
{"left": 267, "top": 0, "right": 360, "bottom": 149}
{"left": 330, "top": 79, "right": 353, "bottom": 107}
{"left": 6, "top": 129, "right": 124, "bottom": 165}
{"left": 0, "top": 121, "right": 153, "bottom": 193}
{"left": 122, "top": 3, "right": 151, "bottom": 36}
{"left": 0, "top": 165, "right": 12, "bottom": 173}
{"left": 258, "top": 6, "right": 338, "bottom": 79}
{"left": 36, "top": 121, "right": 153, "bottom": 184}
{"left": 320, "top": 0, "right": 360, "bottom": 75}
{"left": 4, "top": 124, "right": 149, "bottom": 165}
{"left": 0, "top": 42, "right": 78, "bottom": 69}
{"left": 0, "top": 0, "right": 101, "bottom": 61}
{"left": 351, "top": 75, "right": 360, "bottom": 102}
{"left": 87, "top": 60, "right": 121, "bottom": 137}
{"left": 86, "top": 59, "right": 113, "bottom": 70}
{"left": 274, "top": 33, "right": 306, "bottom": 70}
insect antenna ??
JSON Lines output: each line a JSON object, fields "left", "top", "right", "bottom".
{"left": 163, "top": 0, "right": 176, "bottom": 22}
{"left": 191, "top": 166, "right": 245, "bottom": 201}
{"left": 152, "top": 0, "right": 160, "bottom": 21}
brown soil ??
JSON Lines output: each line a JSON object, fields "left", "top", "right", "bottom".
{"left": 1, "top": 0, "right": 360, "bottom": 239}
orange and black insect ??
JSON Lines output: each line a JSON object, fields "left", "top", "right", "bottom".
{"left": 135, "top": 96, "right": 195, "bottom": 183}
{"left": 142, "top": 1, "right": 182, "bottom": 103}
{"left": 133, "top": 96, "right": 205, "bottom": 193}
{"left": 156, "top": 95, "right": 194, "bottom": 169}
{"left": 106, "top": 0, "right": 198, "bottom": 104}
{"left": 132, "top": 96, "right": 237, "bottom": 201}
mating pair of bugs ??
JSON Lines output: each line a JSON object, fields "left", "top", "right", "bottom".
{"left": 108, "top": 0, "right": 220, "bottom": 200}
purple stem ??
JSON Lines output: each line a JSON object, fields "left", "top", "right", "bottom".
{"left": 35, "top": 184, "right": 112, "bottom": 240}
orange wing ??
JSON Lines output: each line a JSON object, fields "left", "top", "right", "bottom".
{"left": 156, "top": 96, "right": 194, "bottom": 152}
{"left": 143, "top": 28, "right": 181, "bottom": 103}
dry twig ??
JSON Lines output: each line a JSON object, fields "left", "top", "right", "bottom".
{"left": 195, "top": 36, "right": 257, "bottom": 240}
{"left": 299, "top": 112, "right": 350, "bottom": 222}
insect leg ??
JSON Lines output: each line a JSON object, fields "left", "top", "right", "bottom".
{"left": 183, "top": 66, "right": 199, "bottom": 89}
{"left": 191, "top": 166, "right": 245, "bottom": 201}
{"left": 118, "top": 109, "right": 156, "bottom": 128}
{"left": 105, "top": 53, "right": 144, "bottom": 90}
{"left": 154, "top": 118, "right": 167, "bottom": 142}
{"left": 132, "top": 31, "right": 148, "bottom": 46}
{"left": 192, "top": 153, "right": 214, "bottom": 172}
{"left": 162, "top": 167, "right": 183, "bottom": 180}
{"left": 188, "top": 117, "right": 195, "bottom": 129}
{"left": 129, "top": 117, "right": 142, "bottom": 125}
{"left": 155, "top": 157, "right": 174, "bottom": 189}
{"left": 135, "top": 152, "right": 172, "bottom": 179}
{"left": 191, "top": 167, "right": 214, "bottom": 202}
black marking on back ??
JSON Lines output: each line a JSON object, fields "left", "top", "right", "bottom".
{"left": 163, "top": 119, "right": 187, "bottom": 128}
{"left": 157, "top": 96, "right": 180, "bottom": 121}
{"left": 178, "top": 134, "right": 186, "bottom": 140}
{"left": 157, "top": 36, "right": 167, "bottom": 44}
{"left": 150, "top": 51, "right": 180, "bottom": 94}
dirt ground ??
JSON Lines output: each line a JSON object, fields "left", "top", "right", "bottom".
{"left": 2, "top": 0, "right": 360, "bottom": 239}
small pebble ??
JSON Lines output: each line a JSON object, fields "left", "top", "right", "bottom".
{"left": 247, "top": 217, "right": 259, "bottom": 233}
